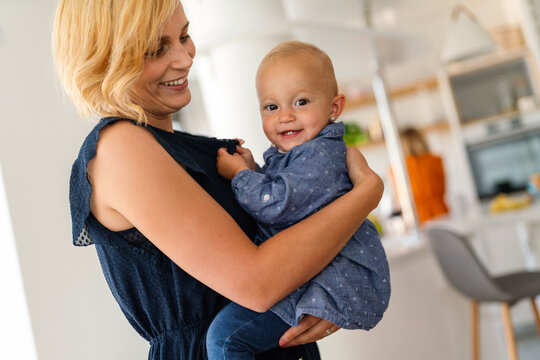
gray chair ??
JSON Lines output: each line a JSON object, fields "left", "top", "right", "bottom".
{"left": 425, "top": 226, "right": 540, "bottom": 360}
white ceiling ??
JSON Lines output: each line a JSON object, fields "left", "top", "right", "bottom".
{"left": 284, "top": 0, "right": 511, "bottom": 91}
{"left": 184, "top": 0, "right": 514, "bottom": 92}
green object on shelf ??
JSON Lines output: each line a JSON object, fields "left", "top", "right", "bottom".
{"left": 368, "top": 214, "right": 383, "bottom": 236}
{"left": 343, "top": 122, "right": 369, "bottom": 146}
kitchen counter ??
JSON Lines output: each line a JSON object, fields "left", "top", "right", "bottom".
{"left": 382, "top": 198, "right": 540, "bottom": 270}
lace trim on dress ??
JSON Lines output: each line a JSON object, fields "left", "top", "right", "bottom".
{"left": 75, "top": 223, "right": 93, "bottom": 246}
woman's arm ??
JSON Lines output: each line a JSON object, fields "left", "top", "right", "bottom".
{"left": 90, "top": 121, "right": 383, "bottom": 312}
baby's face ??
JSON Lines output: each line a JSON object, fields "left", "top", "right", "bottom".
{"left": 256, "top": 55, "right": 336, "bottom": 153}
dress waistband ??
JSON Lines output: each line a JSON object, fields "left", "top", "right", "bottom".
{"left": 148, "top": 322, "right": 208, "bottom": 345}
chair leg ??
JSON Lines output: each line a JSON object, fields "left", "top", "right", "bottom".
{"left": 531, "top": 297, "right": 540, "bottom": 338}
{"left": 471, "top": 301, "right": 479, "bottom": 360}
{"left": 501, "top": 303, "right": 519, "bottom": 360}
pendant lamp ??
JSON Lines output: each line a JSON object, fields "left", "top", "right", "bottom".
{"left": 441, "top": 4, "right": 497, "bottom": 63}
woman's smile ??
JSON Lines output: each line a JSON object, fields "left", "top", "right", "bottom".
{"left": 160, "top": 77, "right": 189, "bottom": 91}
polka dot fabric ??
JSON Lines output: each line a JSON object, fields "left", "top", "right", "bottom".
{"left": 231, "top": 123, "right": 391, "bottom": 330}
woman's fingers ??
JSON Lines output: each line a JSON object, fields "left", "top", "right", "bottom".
{"left": 279, "top": 315, "right": 340, "bottom": 347}
{"left": 285, "top": 319, "right": 340, "bottom": 346}
{"left": 345, "top": 147, "right": 384, "bottom": 202}
{"left": 286, "top": 324, "right": 340, "bottom": 345}
{"left": 279, "top": 315, "right": 319, "bottom": 347}
{"left": 345, "top": 147, "right": 369, "bottom": 185}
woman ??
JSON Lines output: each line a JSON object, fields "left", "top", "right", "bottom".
{"left": 399, "top": 127, "right": 449, "bottom": 224}
{"left": 53, "top": 1, "right": 384, "bottom": 359}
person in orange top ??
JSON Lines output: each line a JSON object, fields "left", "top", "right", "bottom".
{"left": 398, "top": 128, "right": 449, "bottom": 224}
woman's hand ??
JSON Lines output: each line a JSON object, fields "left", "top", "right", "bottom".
{"left": 345, "top": 147, "right": 384, "bottom": 202}
{"left": 278, "top": 315, "right": 340, "bottom": 348}
{"left": 345, "top": 146, "right": 371, "bottom": 185}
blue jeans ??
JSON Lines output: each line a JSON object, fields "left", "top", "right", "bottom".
{"left": 206, "top": 302, "right": 290, "bottom": 360}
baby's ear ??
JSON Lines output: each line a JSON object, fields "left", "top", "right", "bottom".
{"left": 330, "top": 94, "right": 346, "bottom": 120}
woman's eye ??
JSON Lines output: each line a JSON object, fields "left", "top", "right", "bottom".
{"left": 155, "top": 47, "right": 165, "bottom": 56}
{"left": 146, "top": 46, "right": 165, "bottom": 58}
{"left": 264, "top": 104, "right": 278, "bottom": 111}
{"left": 295, "top": 99, "right": 308, "bottom": 106}
{"left": 180, "top": 34, "right": 191, "bottom": 43}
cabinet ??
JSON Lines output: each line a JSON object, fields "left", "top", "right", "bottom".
{"left": 440, "top": 48, "right": 540, "bottom": 200}
{"left": 446, "top": 48, "right": 538, "bottom": 124}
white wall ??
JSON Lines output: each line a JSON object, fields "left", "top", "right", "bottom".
{"left": 183, "top": 0, "right": 289, "bottom": 161}
{"left": 0, "top": 163, "right": 38, "bottom": 360}
{"left": 0, "top": 1, "right": 147, "bottom": 359}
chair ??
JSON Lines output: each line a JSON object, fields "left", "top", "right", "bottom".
{"left": 425, "top": 226, "right": 540, "bottom": 360}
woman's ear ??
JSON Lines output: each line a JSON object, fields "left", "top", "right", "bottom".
{"left": 330, "top": 94, "right": 346, "bottom": 120}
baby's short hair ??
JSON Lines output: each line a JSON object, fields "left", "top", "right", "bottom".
{"left": 258, "top": 41, "right": 339, "bottom": 96}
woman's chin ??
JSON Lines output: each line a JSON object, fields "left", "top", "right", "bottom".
{"left": 167, "top": 93, "right": 192, "bottom": 112}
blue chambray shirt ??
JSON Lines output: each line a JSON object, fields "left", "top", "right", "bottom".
{"left": 231, "top": 122, "right": 391, "bottom": 330}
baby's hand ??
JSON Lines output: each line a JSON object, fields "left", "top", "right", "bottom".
{"left": 217, "top": 148, "right": 250, "bottom": 180}
{"left": 234, "top": 139, "right": 257, "bottom": 171}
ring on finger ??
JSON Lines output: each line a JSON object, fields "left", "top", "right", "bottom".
{"left": 325, "top": 328, "right": 332, "bottom": 336}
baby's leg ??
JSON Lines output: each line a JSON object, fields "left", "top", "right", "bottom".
{"left": 206, "top": 302, "right": 290, "bottom": 360}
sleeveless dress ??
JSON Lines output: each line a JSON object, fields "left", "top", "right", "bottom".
{"left": 69, "top": 117, "right": 320, "bottom": 360}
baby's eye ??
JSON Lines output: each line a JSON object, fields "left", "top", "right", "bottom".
{"left": 295, "top": 99, "right": 308, "bottom": 106}
{"left": 264, "top": 104, "right": 278, "bottom": 111}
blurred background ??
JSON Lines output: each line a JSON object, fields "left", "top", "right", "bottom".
{"left": 1, "top": 0, "right": 540, "bottom": 359}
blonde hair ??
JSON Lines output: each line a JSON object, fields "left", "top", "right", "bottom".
{"left": 52, "top": 0, "right": 178, "bottom": 123}
{"left": 257, "top": 41, "right": 339, "bottom": 96}
{"left": 400, "top": 127, "right": 430, "bottom": 157}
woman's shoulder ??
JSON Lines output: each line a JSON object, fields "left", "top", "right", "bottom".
{"left": 78, "top": 118, "right": 178, "bottom": 177}
{"left": 95, "top": 118, "right": 157, "bottom": 153}
{"left": 78, "top": 118, "right": 163, "bottom": 183}
{"left": 95, "top": 116, "right": 152, "bottom": 140}
{"left": 70, "top": 118, "right": 154, "bottom": 244}
{"left": 76, "top": 118, "right": 143, "bottom": 158}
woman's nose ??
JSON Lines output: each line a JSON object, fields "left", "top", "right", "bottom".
{"left": 170, "top": 45, "right": 194, "bottom": 70}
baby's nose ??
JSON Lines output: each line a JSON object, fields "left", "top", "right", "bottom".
{"left": 279, "top": 108, "right": 295, "bottom": 122}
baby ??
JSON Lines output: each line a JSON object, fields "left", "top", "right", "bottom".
{"left": 207, "top": 41, "right": 390, "bottom": 359}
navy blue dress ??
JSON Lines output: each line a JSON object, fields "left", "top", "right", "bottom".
{"left": 69, "top": 117, "right": 320, "bottom": 360}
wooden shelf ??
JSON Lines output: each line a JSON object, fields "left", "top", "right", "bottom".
{"left": 354, "top": 121, "right": 450, "bottom": 150}
{"left": 418, "top": 120, "right": 451, "bottom": 134}
{"left": 458, "top": 106, "right": 540, "bottom": 127}
{"left": 444, "top": 47, "right": 530, "bottom": 77}
{"left": 344, "top": 77, "right": 439, "bottom": 110}
{"left": 460, "top": 110, "right": 521, "bottom": 127}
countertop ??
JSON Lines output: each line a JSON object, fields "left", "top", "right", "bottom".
{"left": 381, "top": 197, "right": 540, "bottom": 263}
